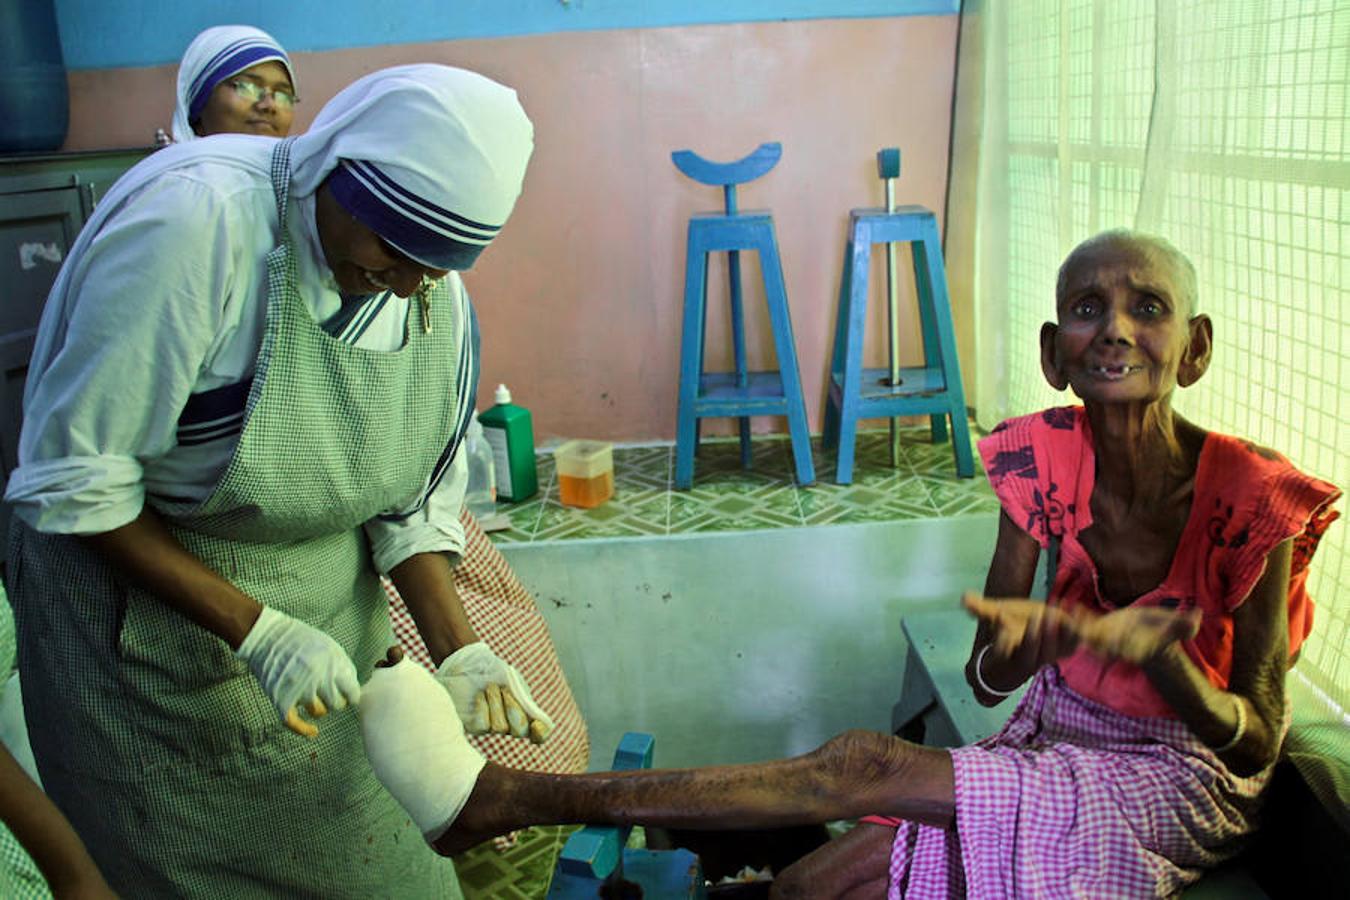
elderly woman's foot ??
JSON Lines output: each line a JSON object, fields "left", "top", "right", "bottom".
{"left": 364, "top": 645, "right": 535, "bottom": 855}
{"left": 359, "top": 646, "right": 489, "bottom": 844}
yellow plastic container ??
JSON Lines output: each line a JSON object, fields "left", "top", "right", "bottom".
{"left": 553, "top": 440, "right": 614, "bottom": 508}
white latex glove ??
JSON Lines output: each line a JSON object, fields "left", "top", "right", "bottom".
{"left": 435, "top": 642, "right": 554, "bottom": 743}
{"left": 235, "top": 606, "right": 361, "bottom": 738}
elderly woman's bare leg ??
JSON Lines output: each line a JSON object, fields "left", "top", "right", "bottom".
{"left": 361, "top": 646, "right": 953, "bottom": 857}
{"left": 433, "top": 730, "right": 951, "bottom": 856}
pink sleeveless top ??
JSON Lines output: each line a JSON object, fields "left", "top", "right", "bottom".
{"left": 978, "top": 407, "right": 1340, "bottom": 718}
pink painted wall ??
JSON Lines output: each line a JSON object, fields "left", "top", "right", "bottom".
{"left": 66, "top": 17, "right": 961, "bottom": 444}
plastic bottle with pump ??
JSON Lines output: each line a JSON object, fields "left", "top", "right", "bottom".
{"left": 463, "top": 413, "right": 497, "bottom": 520}
{"left": 477, "top": 384, "right": 538, "bottom": 503}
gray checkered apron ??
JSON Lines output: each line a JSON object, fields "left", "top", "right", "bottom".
{"left": 8, "top": 139, "right": 463, "bottom": 898}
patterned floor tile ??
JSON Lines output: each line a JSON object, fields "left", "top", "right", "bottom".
{"left": 905, "top": 437, "right": 986, "bottom": 479}
{"left": 686, "top": 435, "right": 800, "bottom": 482}
{"left": 669, "top": 474, "right": 805, "bottom": 530}
{"left": 668, "top": 488, "right": 801, "bottom": 534}
{"left": 535, "top": 455, "right": 557, "bottom": 481}
{"left": 613, "top": 445, "right": 673, "bottom": 491}
{"left": 486, "top": 498, "right": 545, "bottom": 543}
{"left": 915, "top": 475, "right": 1001, "bottom": 518}
{"left": 455, "top": 825, "right": 578, "bottom": 898}
{"left": 531, "top": 500, "right": 668, "bottom": 541}
{"left": 796, "top": 473, "right": 939, "bottom": 526}
{"left": 488, "top": 421, "right": 991, "bottom": 543}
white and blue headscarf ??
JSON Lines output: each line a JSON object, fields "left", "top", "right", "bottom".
{"left": 290, "top": 66, "right": 531, "bottom": 271}
{"left": 290, "top": 64, "right": 534, "bottom": 271}
{"left": 172, "top": 25, "right": 295, "bottom": 142}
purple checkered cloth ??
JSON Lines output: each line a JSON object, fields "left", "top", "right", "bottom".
{"left": 888, "top": 666, "right": 1282, "bottom": 899}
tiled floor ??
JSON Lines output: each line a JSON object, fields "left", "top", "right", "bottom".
{"left": 455, "top": 826, "right": 579, "bottom": 899}
{"left": 490, "top": 424, "right": 998, "bottom": 544}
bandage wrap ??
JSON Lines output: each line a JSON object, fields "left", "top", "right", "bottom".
{"left": 359, "top": 659, "right": 486, "bottom": 841}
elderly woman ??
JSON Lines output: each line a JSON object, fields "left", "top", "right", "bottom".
{"left": 360, "top": 231, "right": 1339, "bottom": 900}
{"left": 172, "top": 24, "right": 298, "bottom": 140}
{"left": 5, "top": 65, "right": 538, "bottom": 896}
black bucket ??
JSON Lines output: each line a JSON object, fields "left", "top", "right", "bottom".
{"left": 0, "top": 0, "right": 70, "bottom": 152}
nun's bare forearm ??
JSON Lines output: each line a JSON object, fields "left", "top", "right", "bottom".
{"left": 0, "top": 745, "right": 115, "bottom": 898}
{"left": 388, "top": 551, "right": 478, "bottom": 664}
{"left": 81, "top": 507, "right": 260, "bottom": 649}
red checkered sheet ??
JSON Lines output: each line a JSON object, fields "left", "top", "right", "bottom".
{"left": 384, "top": 511, "right": 589, "bottom": 774}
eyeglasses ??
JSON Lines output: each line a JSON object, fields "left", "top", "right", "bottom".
{"left": 227, "top": 79, "right": 298, "bottom": 110}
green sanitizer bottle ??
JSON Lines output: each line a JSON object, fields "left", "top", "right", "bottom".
{"left": 477, "top": 383, "right": 538, "bottom": 502}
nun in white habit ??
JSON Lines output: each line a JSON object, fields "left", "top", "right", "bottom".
{"left": 172, "top": 24, "right": 298, "bottom": 141}
{"left": 5, "top": 65, "right": 540, "bottom": 897}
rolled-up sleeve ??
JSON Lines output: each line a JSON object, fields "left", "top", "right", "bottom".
{"left": 5, "top": 175, "right": 234, "bottom": 535}
{"left": 364, "top": 448, "right": 468, "bottom": 573}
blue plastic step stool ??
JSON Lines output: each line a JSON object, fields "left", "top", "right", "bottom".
{"left": 672, "top": 142, "right": 815, "bottom": 489}
{"left": 822, "top": 149, "right": 974, "bottom": 483}
{"left": 546, "top": 732, "right": 706, "bottom": 898}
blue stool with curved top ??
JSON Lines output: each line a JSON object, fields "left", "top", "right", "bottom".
{"left": 672, "top": 141, "right": 815, "bottom": 489}
{"left": 822, "top": 149, "right": 974, "bottom": 483}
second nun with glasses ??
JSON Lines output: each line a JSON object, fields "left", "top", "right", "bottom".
{"left": 172, "top": 24, "right": 299, "bottom": 140}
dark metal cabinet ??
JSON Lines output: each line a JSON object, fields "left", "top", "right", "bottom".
{"left": 0, "top": 148, "right": 153, "bottom": 539}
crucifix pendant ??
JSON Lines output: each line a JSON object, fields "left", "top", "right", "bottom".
{"left": 418, "top": 289, "right": 432, "bottom": 334}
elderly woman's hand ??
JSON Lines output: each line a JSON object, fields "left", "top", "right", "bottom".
{"left": 1076, "top": 605, "right": 1202, "bottom": 666}
{"left": 963, "top": 592, "right": 1083, "bottom": 671}
{"left": 964, "top": 593, "right": 1202, "bottom": 672}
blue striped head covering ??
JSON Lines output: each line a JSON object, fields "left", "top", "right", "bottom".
{"left": 173, "top": 25, "right": 295, "bottom": 142}
{"left": 324, "top": 159, "right": 503, "bottom": 271}
{"left": 290, "top": 65, "right": 534, "bottom": 272}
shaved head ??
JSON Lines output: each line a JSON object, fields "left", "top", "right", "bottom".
{"left": 1057, "top": 230, "right": 1199, "bottom": 317}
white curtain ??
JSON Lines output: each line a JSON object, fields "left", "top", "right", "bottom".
{"left": 946, "top": 0, "right": 1347, "bottom": 707}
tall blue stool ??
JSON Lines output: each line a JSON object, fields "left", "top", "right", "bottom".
{"left": 672, "top": 142, "right": 815, "bottom": 489}
{"left": 822, "top": 151, "right": 974, "bottom": 484}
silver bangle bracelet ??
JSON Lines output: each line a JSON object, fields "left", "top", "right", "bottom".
{"left": 1212, "top": 694, "right": 1247, "bottom": 753}
{"left": 974, "top": 644, "right": 1018, "bottom": 697}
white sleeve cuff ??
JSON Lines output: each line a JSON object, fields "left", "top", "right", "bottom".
{"left": 3, "top": 455, "right": 146, "bottom": 534}
{"left": 365, "top": 508, "right": 466, "bottom": 574}
{"left": 365, "top": 449, "right": 468, "bottom": 573}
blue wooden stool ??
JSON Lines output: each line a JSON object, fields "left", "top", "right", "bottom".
{"left": 546, "top": 732, "right": 706, "bottom": 899}
{"left": 672, "top": 142, "right": 815, "bottom": 489}
{"left": 823, "top": 151, "right": 974, "bottom": 483}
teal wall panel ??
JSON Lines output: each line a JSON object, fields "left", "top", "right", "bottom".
{"left": 54, "top": 0, "right": 959, "bottom": 70}
{"left": 501, "top": 516, "right": 997, "bottom": 770}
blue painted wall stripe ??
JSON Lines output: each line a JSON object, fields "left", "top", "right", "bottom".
{"left": 54, "top": 0, "right": 959, "bottom": 71}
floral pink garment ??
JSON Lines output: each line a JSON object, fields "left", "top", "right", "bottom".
{"left": 979, "top": 407, "right": 1339, "bottom": 716}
